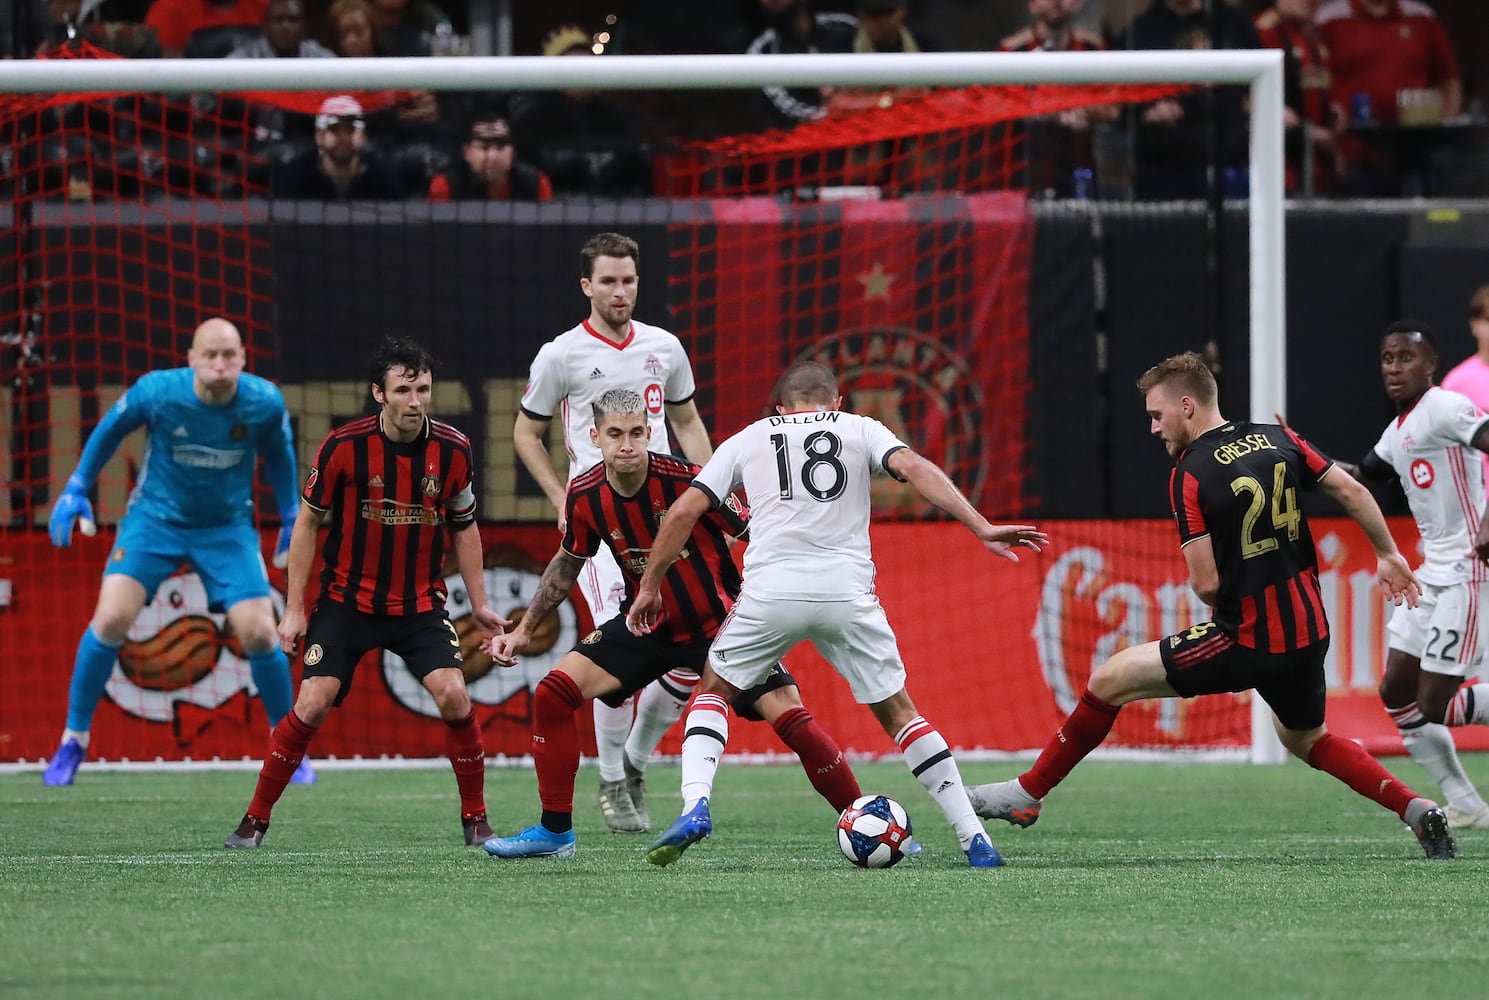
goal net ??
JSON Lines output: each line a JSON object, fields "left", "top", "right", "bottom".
{"left": 0, "top": 44, "right": 1305, "bottom": 767}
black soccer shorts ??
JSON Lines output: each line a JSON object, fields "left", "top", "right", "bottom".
{"left": 572, "top": 616, "right": 795, "bottom": 719}
{"left": 302, "top": 599, "right": 464, "bottom": 706}
{"left": 1159, "top": 621, "right": 1329, "bottom": 732}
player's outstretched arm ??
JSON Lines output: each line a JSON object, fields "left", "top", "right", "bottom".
{"left": 453, "top": 522, "right": 511, "bottom": 641}
{"left": 1318, "top": 467, "right": 1421, "bottom": 608}
{"left": 485, "top": 549, "right": 585, "bottom": 665}
{"left": 885, "top": 448, "right": 1048, "bottom": 561}
{"left": 1280, "top": 409, "right": 1405, "bottom": 486}
{"left": 49, "top": 382, "right": 152, "bottom": 547}
{"left": 277, "top": 503, "right": 325, "bottom": 653}
{"left": 513, "top": 412, "right": 569, "bottom": 523}
{"left": 627, "top": 486, "right": 711, "bottom": 635}
{"left": 260, "top": 404, "right": 303, "bottom": 567}
{"left": 666, "top": 399, "right": 713, "bottom": 465}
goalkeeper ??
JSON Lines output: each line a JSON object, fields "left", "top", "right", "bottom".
{"left": 42, "top": 318, "right": 312, "bottom": 787}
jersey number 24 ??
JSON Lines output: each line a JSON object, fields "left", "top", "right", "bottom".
{"left": 1230, "top": 460, "right": 1301, "bottom": 560}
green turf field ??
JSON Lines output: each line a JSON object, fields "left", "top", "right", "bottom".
{"left": 5, "top": 755, "right": 1488, "bottom": 1000}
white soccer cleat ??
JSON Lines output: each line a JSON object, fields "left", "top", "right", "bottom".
{"left": 1445, "top": 803, "right": 1489, "bottom": 830}
{"left": 966, "top": 778, "right": 1043, "bottom": 828}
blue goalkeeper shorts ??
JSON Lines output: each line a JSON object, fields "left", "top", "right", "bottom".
{"left": 105, "top": 515, "right": 271, "bottom": 612}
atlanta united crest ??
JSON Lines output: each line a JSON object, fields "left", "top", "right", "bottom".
{"left": 798, "top": 326, "right": 985, "bottom": 507}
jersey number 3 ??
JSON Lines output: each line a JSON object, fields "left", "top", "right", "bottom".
{"left": 1230, "top": 460, "right": 1301, "bottom": 559}
{"left": 770, "top": 431, "right": 847, "bottom": 502}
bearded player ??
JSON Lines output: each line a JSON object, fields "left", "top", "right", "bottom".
{"left": 514, "top": 232, "right": 714, "bottom": 834}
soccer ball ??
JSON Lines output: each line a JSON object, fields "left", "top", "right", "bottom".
{"left": 836, "top": 794, "right": 913, "bottom": 868}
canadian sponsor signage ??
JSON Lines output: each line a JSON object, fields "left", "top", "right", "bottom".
{"left": 0, "top": 518, "right": 1476, "bottom": 762}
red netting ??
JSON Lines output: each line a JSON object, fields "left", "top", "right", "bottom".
{"left": 657, "top": 78, "right": 1251, "bottom": 753}
{"left": 0, "top": 50, "right": 1262, "bottom": 763}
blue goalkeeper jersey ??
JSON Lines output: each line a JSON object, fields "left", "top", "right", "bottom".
{"left": 75, "top": 367, "right": 299, "bottom": 528}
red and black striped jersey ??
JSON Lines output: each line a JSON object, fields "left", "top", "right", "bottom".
{"left": 1169, "top": 421, "right": 1333, "bottom": 652}
{"left": 562, "top": 453, "right": 746, "bottom": 645}
{"left": 303, "top": 414, "right": 477, "bottom": 616}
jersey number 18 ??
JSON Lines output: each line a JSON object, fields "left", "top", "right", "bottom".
{"left": 771, "top": 431, "right": 847, "bottom": 502}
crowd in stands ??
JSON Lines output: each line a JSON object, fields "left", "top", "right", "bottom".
{"left": 4, "top": 0, "right": 1486, "bottom": 202}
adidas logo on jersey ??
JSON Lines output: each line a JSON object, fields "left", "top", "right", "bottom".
{"left": 369, "top": 475, "right": 384, "bottom": 488}
{"left": 589, "top": 367, "right": 604, "bottom": 380}
{"left": 172, "top": 426, "right": 189, "bottom": 438}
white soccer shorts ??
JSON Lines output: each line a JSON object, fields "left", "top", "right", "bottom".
{"left": 580, "top": 543, "right": 628, "bottom": 627}
{"left": 1386, "top": 580, "right": 1489, "bottom": 677}
{"left": 708, "top": 591, "right": 908, "bottom": 705}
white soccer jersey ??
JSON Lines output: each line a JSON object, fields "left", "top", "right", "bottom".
{"left": 520, "top": 318, "right": 697, "bottom": 482}
{"left": 1373, "top": 385, "right": 1489, "bottom": 585}
{"left": 693, "top": 409, "right": 909, "bottom": 600}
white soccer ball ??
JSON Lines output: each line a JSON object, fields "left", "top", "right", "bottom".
{"left": 836, "top": 794, "right": 913, "bottom": 868}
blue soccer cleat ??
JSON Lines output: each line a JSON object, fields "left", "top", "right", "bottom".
{"left": 42, "top": 738, "right": 86, "bottom": 787}
{"left": 965, "top": 832, "right": 1004, "bottom": 869}
{"left": 290, "top": 758, "right": 317, "bottom": 785}
{"left": 483, "top": 824, "right": 577, "bottom": 859}
{"left": 646, "top": 798, "right": 712, "bottom": 866}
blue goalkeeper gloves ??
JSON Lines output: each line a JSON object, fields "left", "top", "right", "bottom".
{"left": 48, "top": 475, "right": 97, "bottom": 548}
{"left": 272, "top": 505, "right": 298, "bottom": 569}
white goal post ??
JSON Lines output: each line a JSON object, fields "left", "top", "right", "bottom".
{"left": 0, "top": 50, "right": 1288, "bottom": 763}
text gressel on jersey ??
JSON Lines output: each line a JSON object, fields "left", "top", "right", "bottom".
{"left": 1211, "top": 432, "right": 1281, "bottom": 466}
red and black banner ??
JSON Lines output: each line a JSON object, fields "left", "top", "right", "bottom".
{"left": 673, "top": 192, "right": 1033, "bottom": 515}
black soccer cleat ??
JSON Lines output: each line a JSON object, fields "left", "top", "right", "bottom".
{"left": 463, "top": 812, "right": 494, "bottom": 846}
{"left": 1412, "top": 804, "right": 1457, "bottom": 861}
{"left": 224, "top": 813, "right": 269, "bottom": 849}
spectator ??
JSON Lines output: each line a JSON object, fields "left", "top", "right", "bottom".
{"left": 1001, "top": 0, "right": 1111, "bottom": 199}
{"left": 852, "top": 0, "right": 938, "bottom": 53}
{"left": 1127, "top": 0, "right": 1261, "bottom": 200}
{"left": 428, "top": 112, "right": 554, "bottom": 201}
{"left": 328, "top": 0, "right": 441, "bottom": 131}
{"left": 1318, "top": 0, "right": 1462, "bottom": 125}
{"left": 145, "top": 0, "right": 269, "bottom": 58}
{"left": 328, "top": 0, "right": 380, "bottom": 55}
{"left": 822, "top": 1, "right": 940, "bottom": 191}
{"left": 369, "top": 0, "right": 451, "bottom": 58}
{"left": 507, "top": 25, "right": 653, "bottom": 198}
{"left": 1000, "top": 0, "right": 1103, "bottom": 52}
{"left": 270, "top": 95, "right": 404, "bottom": 200}
{"left": 229, "top": 0, "right": 335, "bottom": 58}
{"left": 1255, "top": 0, "right": 1343, "bottom": 193}
{"left": 26, "top": 0, "right": 68, "bottom": 53}
{"left": 744, "top": 0, "right": 858, "bottom": 127}
{"left": 225, "top": 0, "right": 333, "bottom": 171}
